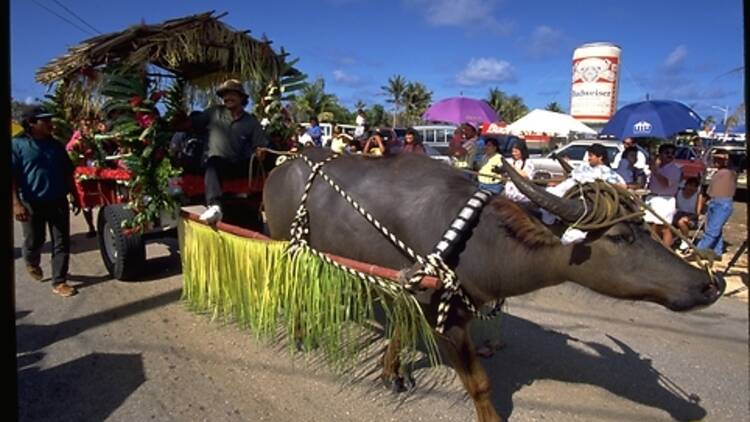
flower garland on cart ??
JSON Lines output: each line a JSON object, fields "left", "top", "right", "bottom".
{"left": 94, "top": 70, "right": 183, "bottom": 231}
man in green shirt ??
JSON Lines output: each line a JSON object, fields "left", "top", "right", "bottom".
{"left": 191, "top": 79, "right": 269, "bottom": 224}
{"left": 12, "top": 106, "right": 79, "bottom": 297}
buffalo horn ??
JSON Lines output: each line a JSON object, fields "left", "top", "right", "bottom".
{"left": 551, "top": 152, "right": 574, "bottom": 175}
{"left": 500, "top": 157, "right": 585, "bottom": 222}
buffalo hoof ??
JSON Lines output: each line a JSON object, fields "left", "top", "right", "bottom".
{"left": 294, "top": 339, "right": 319, "bottom": 352}
{"left": 383, "top": 373, "right": 416, "bottom": 393}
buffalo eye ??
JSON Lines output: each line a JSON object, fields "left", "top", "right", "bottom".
{"left": 606, "top": 233, "right": 634, "bottom": 244}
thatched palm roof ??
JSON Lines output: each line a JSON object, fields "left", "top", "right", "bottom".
{"left": 36, "top": 11, "right": 296, "bottom": 88}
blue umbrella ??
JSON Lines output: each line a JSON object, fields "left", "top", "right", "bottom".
{"left": 601, "top": 100, "right": 703, "bottom": 139}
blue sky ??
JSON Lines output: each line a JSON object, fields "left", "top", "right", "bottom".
{"left": 11, "top": 0, "right": 744, "bottom": 122}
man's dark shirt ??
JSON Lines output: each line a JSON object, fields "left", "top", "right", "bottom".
{"left": 12, "top": 136, "right": 73, "bottom": 202}
{"left": 192, "top": 106, "right": 269, "bottom": 161}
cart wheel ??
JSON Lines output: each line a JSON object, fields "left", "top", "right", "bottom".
{"left": 97, "top": 204, "right": 145, "bottom": 280}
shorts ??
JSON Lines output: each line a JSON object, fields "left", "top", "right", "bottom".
{"left": 672, "top": 211, "right": 698, "bottom": 228}
{"left": 644, "top": 195, "right": 676, "bottom": 225}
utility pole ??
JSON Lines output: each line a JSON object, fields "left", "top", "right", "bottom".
{"left": 712, "top": 105, "right": 729, "bottom": 126}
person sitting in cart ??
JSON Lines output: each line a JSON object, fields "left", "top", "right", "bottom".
{"left": 191, "top": 79, "right": 269, "bottom": 224}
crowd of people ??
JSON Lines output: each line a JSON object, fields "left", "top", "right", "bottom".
{"left": 446, "top": 124, "right": 738, "bottom": 257}
{"left": 11, "top": 78, "right": 741, "bottom": 299}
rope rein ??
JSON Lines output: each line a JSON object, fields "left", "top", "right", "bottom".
{"left": 562, "top": 181, "right": 644, "bottom": 231}
{"left": 287, "top": 153, "right": 502, "bottom": 334}
{"left": 559, "top": 180, "right": 714, "bottom": 279}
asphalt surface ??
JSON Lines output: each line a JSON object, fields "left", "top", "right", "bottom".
{"left": 14, "top": 203, "right": 749, "bottom": 422}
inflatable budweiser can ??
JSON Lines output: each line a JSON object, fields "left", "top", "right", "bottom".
{"left": 570, "top": 42, "right": 621, "bottom": 125}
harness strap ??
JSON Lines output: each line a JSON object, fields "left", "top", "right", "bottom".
{"left": 289, "top": 153, "right": 502, "bottom": 333}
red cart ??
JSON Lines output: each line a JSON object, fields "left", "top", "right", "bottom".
{"left": 74, "top": 166, "right": 264, "bottom": 280}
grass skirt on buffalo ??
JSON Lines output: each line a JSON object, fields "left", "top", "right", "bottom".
{"left": 644, "top": 194, "right": 677, "bottom": 224}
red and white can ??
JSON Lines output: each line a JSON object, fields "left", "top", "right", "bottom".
{"left": 570, "top": 42, "right": 621, "bottom": 125}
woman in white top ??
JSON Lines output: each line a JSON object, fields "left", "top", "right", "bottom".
{"left": 503, "top": 140, "right": 535, "bottom": 202}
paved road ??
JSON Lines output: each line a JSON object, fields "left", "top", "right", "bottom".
{"left": 15, "top": 207, "right": 748, "bottom": 421}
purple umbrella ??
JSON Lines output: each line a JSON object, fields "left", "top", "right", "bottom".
{"left": 422, "top": 97, "right": 500, "bottom": 125}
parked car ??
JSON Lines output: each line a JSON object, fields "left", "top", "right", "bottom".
{"left": 423, "top": 143, "right": 451, "bottom": 165}
{"left": 673, "top": 146, "right": 706, "bottom": 179}
{"left": 336, "top": 124, "right": 357, "bottom": 137}
{"left": 529, "top": 140, "right": 639, "bottom": 181}
{"left": 703, "top": 144, "right": 747, "bottom": 191}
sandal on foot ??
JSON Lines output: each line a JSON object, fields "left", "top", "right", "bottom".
{"left": 52, "top": 283, "right": 77, "bottom": 297}
{"left": 26, "top": 264, "right": 43, "bottom": 281}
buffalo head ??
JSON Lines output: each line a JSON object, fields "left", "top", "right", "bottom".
{"left": 502, "top": 159, "right": 725, "bottom": 311}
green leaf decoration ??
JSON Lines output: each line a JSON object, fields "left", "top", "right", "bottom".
{"left": 180, "top": 219, "right": 441, "bottom": 372}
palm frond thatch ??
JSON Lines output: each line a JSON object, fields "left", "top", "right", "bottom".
{"left": 36, "top": 11, "right": 299, "bottom": 92}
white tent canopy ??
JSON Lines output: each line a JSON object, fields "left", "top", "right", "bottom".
{"left": 506, "top": 109, "right": 597, "bottom": 137}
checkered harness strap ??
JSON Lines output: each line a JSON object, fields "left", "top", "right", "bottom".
{"left": 288, "top": 154, "right": 502, "bottom": 334}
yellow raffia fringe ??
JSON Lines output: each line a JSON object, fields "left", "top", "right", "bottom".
{"left": 178, "top": 218, "right": 439, "bottom": 370}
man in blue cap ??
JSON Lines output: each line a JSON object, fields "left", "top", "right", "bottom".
{"left": 12, "top": 106, "right": 79, "bottom": 297}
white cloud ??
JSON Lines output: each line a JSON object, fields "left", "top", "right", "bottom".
{"left": 405, "top": 0, "right": 513, "bottom": 34}
{"left": 456, "top": 58, "right": 515, "bottom": 86}
{"left": 24, "top": 96, "right": 35, "bottom": 104}
{"left": 332, "top": 69, "right": 361, "bottom": 86}
{"left": 663, "top": 45, "right": 688, "bottom": 70}
{"left": 526, "top": 25, "right": 564, "bottom": 59}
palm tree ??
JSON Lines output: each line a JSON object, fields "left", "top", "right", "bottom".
{"left": 354, "top": 100, "right": 366, "bottom": 112}
{"left": 487, "top": 87, "right": 528, "bottom": 123}
{"left": 381, "top": 75, "right": 407, "bottom": 126}
{"left": 721, "top": 104, "right": 745, "bottom": 137}
{"left": 291, "top": 78, "right": 337, "bottom": 122}
{"left": 703, "top": 115, "right": 716, "bottom": 131}
{"left": 402, "top": 82, "right": 432, "bottom": 126}
{"left": 367, "top": 104, "right": 388, "bottom": 127}
{"left": 486, "top": 87, "right": 507, "bottom": 117}
{"left": 503, "top": 95, "right": 529, "bottom": 123}
{"left": 545, "top": 102, "right": 564, "bottom": 113}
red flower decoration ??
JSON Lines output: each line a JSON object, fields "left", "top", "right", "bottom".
{"left": 129, "top": 96, "right": 143, "bottom": 107}
{"left": 154, "top": 148, "right": 165, "bottom": 162}
{"left": 135, "top": 112, "right": 156, "bottom": 128}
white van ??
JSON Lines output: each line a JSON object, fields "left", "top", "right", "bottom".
{"left": 336, "top": 124, "right": 358, "bottom": 137}
{"left": 412, "top": 125, "right": 457, "bottom": 154}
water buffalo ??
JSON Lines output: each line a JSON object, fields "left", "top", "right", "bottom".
{"left": 263, "top": 149, "right": 724, "bottom": 422}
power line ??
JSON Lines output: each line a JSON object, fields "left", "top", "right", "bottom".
{"left": 50, "top": 0, "right": 101, "bottom": 35}
{"left": 30, "top": 0, "right": 95, "bottom": 36}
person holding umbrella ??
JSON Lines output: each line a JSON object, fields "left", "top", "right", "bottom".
{"left": 451, "top": 123, "right": 479, "bottom": 170}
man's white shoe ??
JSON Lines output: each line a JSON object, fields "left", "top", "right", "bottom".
{"left": 199, "top": 205, "right": 223, "bottom": 224}
{"left": 678, "top": 240, "right": 689, "bottom": 251}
